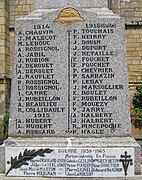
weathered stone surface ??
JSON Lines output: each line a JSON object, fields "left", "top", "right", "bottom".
{"left": 0, "top": 0, "right": 140, "bottom": 178}
{"left": 0, "top": 143, "right": 5, "bottom": 173}
{"left": 4, "top": 137, "right": 141, "bottom": 176}
{"left": 35, "top": 0, "right": 108, "bottom": 9}
{"left": 9, "top": 7, "right": 131, "bottom": 138}
{"left": 6, "top": 147, "right": 135, "bottom": 177}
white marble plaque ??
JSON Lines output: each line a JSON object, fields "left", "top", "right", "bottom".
{"left": 6, "top": 148, "right": 134, "bottom": 177}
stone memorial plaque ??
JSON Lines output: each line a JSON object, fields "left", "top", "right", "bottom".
{"left": 9, "top": 7, "right": 131, "bottom": 138}
{"left": 5, "top": 147, "right": 134, "bottom": 177}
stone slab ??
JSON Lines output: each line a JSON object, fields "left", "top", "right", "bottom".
{"left": 2, "top": 137, "right": 141, "bottom": 175}
{"left": 1, "top": 174, "right": 142, "bottom": 180}
{"left": 5, "top": 147, "right": 134, "bottom": 177}
{"left": 9, "top": 8, "right": 130, "bottom": 138}
{"left": 34, "top": 0, "right": 108, "bottom": 9}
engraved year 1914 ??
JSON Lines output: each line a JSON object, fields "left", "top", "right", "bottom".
{"left": 33, "top": 24, "right": 50, "bottom": 29}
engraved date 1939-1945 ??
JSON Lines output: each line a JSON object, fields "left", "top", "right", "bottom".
{"left": 81, "top": 149, "right": 105, "bottom": 154}
{"left": 57, "top": 149, "right": 105, "bottom": 154}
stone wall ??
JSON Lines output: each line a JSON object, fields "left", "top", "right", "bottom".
{"left": 126, "top": 29, "right": 142, "bottom": 99}
{"left": 112, "top": 0, "right": 142, "bottom": 99}
{"left": 9, "top": 0, "right": 34, "bottom": 28}
{"left": 112, "top": 0, "right": 142, "bottom": 23}
{"left": 0, "top": 0, "right": 10, "bottom": 139}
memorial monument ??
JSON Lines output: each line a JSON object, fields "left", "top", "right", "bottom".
{"left": 0, "top": 0, "right": 141, "bottom": 178}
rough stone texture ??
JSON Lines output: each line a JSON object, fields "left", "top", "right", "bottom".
{"left": 0, "top": 0, "right": 141, "bottom": 178}
{"left": 0, "top": 0, "right": 10, "bottom": 77}
{"left": 9, "top": 0, "right": 34, "bottom": 28}
{"left": 0, "top": 143, "right": 5, "bottom": 173}
{"left": 126, "top": 29, "right": 142, "bottom": 100}
{"left": 9, "top": 32, "right": 14, "bottom": 74}
{"left": 0, "top": 83, "right": 5, "bottom": 118}
{"left": 9, "top": 8, "right": 131, "bottom": 138}
{"left": 0, "top": 0, "right": 10, "bottom": 140}
{"left": 112, "top": 0, "right": 142, "bottom": 23}
{"left": 126, "top": 29, "right": 142, "bottom": 81}
{"left": 4, "top": 137, "right": 141, "bottom": 175}
{"left": 132, "top": 125, "right": 142, "bottom": 140}
{"left": 112, "top": 0, "right": 142, "bottom": 92}
{"left": 35, "top": 0, "right": 108, "bottom": 9}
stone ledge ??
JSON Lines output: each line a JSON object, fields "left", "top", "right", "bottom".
{"left": 4, "top": 137, "right": 141, "bottom": 147}
{"left": 34, "top": 0, "right": 108, "bottom": 9}
{"left": 0, "top": 137, "right": 140, "bottom": 176}
{"left": 0, "top": 174, "right": 142, "bottom": 180}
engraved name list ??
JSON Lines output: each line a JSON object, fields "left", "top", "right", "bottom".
{"left": 12, "top": 20, "right": 125, "bottom": 137}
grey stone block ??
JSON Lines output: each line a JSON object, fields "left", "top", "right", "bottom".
{"left": 4, "top": 137, "right": 141, "bottom": 176}
{"left": 9, "top": 7, "right": 131, "bottom": 138}
{"left": 34, "top": 0, "right": 108, "bottom": 9}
